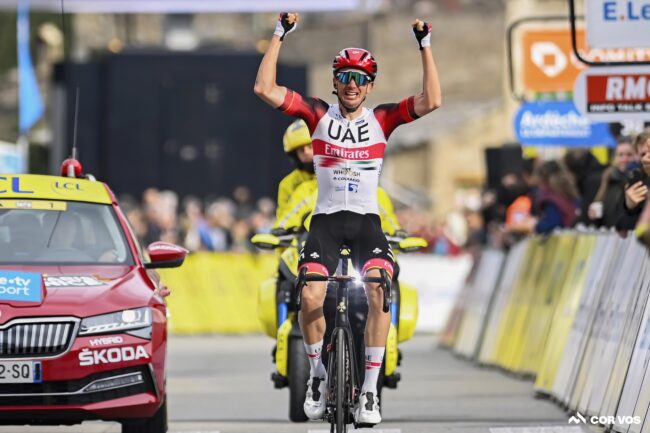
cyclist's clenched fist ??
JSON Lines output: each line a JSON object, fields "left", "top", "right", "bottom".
{"left": 412, "top": 19, "right": 432, "bottom": 50}
{"left": 274, "top": 12, "right": 299, "bottom": 40}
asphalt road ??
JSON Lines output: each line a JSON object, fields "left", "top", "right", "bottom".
{"left": 0, "top": 334, "right": 582, "bottom": 433}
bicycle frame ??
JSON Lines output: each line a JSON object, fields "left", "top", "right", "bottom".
{"left": 328, "top": 257, "right": 361, "bottom": 428}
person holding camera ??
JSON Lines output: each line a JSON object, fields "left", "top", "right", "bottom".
{"left": 589, "top": 137, "right": 637, "bottom": 227}
{"left": 616, "top": 130, "right": 650, "bottom": 232}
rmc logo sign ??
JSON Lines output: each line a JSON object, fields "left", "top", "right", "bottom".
{"left": 586, "top": 0, "right": 650, "bottom": 48}
{"left": 573, "top": 65, "right": 650, "bottom": 121}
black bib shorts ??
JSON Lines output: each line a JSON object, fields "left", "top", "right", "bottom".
{"left": 298, "top": 211, "right": 394, "bottom": 278}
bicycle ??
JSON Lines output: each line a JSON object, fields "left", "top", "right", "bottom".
{"left": 296, "top": 246, "right": 391, "bottom": 433}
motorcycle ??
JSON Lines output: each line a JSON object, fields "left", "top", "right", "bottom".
{"left": 252, "top": 229, "right": 426, "bottom": 422}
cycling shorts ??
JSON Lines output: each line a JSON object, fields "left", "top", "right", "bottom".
{"left": 298, "top": 211, "right": 394, "bottom": 278}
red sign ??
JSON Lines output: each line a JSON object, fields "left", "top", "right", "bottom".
{"left": 573, "top": 66, "right": 650, "bottom": 121}
{"left": 586, "top": 73, "right": 650, "bottom": 113}
{"left": 312, "top": 140, "right": 385, "bottom": 160}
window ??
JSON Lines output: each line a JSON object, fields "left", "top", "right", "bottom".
{"left": 0, "top": 201, "right": 133, "bottom": 265}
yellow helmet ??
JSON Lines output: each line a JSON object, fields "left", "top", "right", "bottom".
{"left": 283, "top": 119, "right": 312, "bottom": 153}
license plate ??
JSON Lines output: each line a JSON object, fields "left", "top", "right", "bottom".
{"left": 0, "top": 361, "right": 41, "bottom": 383}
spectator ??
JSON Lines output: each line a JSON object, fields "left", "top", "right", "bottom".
{"left": 203, "top": 200, "right": 234, "bottom": 251}
{"left": 534, "top": 161, "right": 580, "bottom": 234}
{"left": 142, "top": 188, "right": 163, "bottom": 245}
{"left": 504, "top": 158, "right": 539, "bottom": 234}
{"left": 616, "top": 130, "right": 650, "bottom": 232}
{"left": 231, "top": 219, "right": 253, "bottom": 253}
{"left": 589, "top": 137, "right": 637, "bottom": 227}
{"left": 564, "top": 148, "right": 605, "bottom": 224}
{"left": 232, "top": 186, "right": 255, "bottom": 220}
{"left": 508, "top": 160, "right": 579, "bottom": 235}
{"left": 179, "top": 196, "right": 209, "bottom": 251}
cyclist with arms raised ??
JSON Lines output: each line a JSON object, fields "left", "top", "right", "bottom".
{"left": 254, "top": 12, "right": 441, "bottom": 425}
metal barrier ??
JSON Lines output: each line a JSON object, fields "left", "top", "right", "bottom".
{"left": 443, "top": 230, "right": 650, "bottom": 430}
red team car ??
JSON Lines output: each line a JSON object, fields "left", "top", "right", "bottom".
{"left": 0, "top": 162, "right": 186, "bottom": 432}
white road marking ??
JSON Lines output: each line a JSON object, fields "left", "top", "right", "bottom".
{"left": 171, "top": 431, "right": 220, "bottom": 433}
{"left": 309, "top": 430, "right": 400, "bottom": 433}
{"left": 490, "top": 427, "right": 585, "bottom": 433}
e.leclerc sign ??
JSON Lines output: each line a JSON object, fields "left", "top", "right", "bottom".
{"left": 586, "top": 0, "right": 650, "bottom": 48}
{"left": 514, "top": 101, "right": 616, "bottom": 146}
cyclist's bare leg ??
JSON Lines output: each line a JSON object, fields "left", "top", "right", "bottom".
{"left": 299, "top": 281, "right": 327, "bottom": 344}
{"left": 363, "top": 268, "right": 391, "bottom": 347}
{"left": 360, "top": 267, "right": 390, "bottom": 406}
{"left": 299, "top": 280, "right": 328, "bottom": 381}
{"left": 299, "top": 280, "right": 328, "bottom": 419}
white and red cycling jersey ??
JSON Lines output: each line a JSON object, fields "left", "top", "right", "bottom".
{"left": 279, "top": 90, "right": 419, "bottom": 215}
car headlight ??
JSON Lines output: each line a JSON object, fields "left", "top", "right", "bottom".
{"left": 79, "top": 307, "right": 152, "bottom": 336}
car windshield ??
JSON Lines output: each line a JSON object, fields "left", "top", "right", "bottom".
{"left": 0, "top": 200, "right": 133, "bottom": 265}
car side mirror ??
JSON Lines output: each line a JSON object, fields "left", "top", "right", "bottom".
{"left": 145, "top": 242, "right": 188, "bottom": 269}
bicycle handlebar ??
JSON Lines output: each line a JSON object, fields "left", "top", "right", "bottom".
{"left": 297, "top": 269, "right": 392, "bottom": 313}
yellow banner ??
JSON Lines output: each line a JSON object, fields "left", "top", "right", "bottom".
{"left": 0, "top": 175, "right": 112, "bottom": 204}
{"left": 159, "top": 252, "right": 278, "bottom": 334}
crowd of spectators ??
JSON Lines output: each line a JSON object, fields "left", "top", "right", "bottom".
{"left": 119, "top": 186, "right": 461, "bottom": 255}
{"left": 118, "top": 130, "right": 650, "bottom": 256}
{"left": 118, "top": 186, "right": 276, "bottom": 253}
{"left": 467, "top": 129, "right": 650, "bottom": 250}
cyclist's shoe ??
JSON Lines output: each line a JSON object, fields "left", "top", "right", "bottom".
{"left": 355, "top": 392, "right": 381, "bottom": 425}
{"left": 303, "top": 375, "right": 327, "bottom": 420}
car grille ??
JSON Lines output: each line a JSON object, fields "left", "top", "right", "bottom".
{"left": 0, "top": 366, "right": 154, "bottom": 406}
{"left": 0, "top": 318, "right": 79, "bottom": 358}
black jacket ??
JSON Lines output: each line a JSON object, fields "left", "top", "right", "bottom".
{"left": 597, "top": 168, "right": 627, "bottom": 228}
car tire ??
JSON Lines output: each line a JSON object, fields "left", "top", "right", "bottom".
{"left": 122, "top": 398, "right": 168, "bottom": 433}
{"left": 288, "top": 337, "right": 309, "bottom": 422}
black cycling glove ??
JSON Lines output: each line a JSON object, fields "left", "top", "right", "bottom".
{"left": 274, "top": 12, "right": 298, "bottom": 41}
{"left": 412, "top": 21, "right": 432, "bottom": 50}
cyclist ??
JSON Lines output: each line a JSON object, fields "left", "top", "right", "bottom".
{"left": 275, "top": 119, "right": 315, "bottom": 229}
{"left": 254, "top": 12, "right": 441, "bottom": 424}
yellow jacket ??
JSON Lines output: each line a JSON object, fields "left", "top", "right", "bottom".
{"left": 276, "top": 178, "right": 402, "bottom": 235}
{"left": 274, "top": 169, "right": 315, "bottom": 229}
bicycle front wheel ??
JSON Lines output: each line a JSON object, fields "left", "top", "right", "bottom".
{"left": 335, "top": 328, "right": 348, "bottom": 433}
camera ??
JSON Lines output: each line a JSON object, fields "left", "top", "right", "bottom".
{"left": 626, "top": 167, "right": 646, "bottom": 186}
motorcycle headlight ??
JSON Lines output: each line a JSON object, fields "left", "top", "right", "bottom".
{"left": 79, "top": 307, "right": 152, "bottom": 336}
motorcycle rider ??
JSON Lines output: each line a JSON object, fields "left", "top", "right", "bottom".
{"left": 275, "top": 119, "right": 315, "bottom": 229}
{"left": 254, "top": 12, "right": 441, "bottom": 424}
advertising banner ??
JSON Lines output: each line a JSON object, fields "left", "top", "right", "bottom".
{"left": 514, "top": 101, "right": 615, "bottom": 146}
{"left": 0, "top": 271, "right": 42, "bottom": 303}
{"left": 520, "top": 28, "right": 650, "bottom": 95}
{"left": 573, "top": 65, "right": 650, "bottom": 121}
{"left": 586, "top": 0, "right": 650, "bottom": 49}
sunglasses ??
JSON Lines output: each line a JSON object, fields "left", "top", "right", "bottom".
{"left": 335, "top": 70, "right": 372, "bottom": 86}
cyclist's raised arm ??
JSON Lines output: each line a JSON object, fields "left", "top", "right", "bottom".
{"left": 411, "top": 19, "right": 441, "bottom": 118}
{"left": 254, "top": 12, "right": 299, "bottom": 108}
